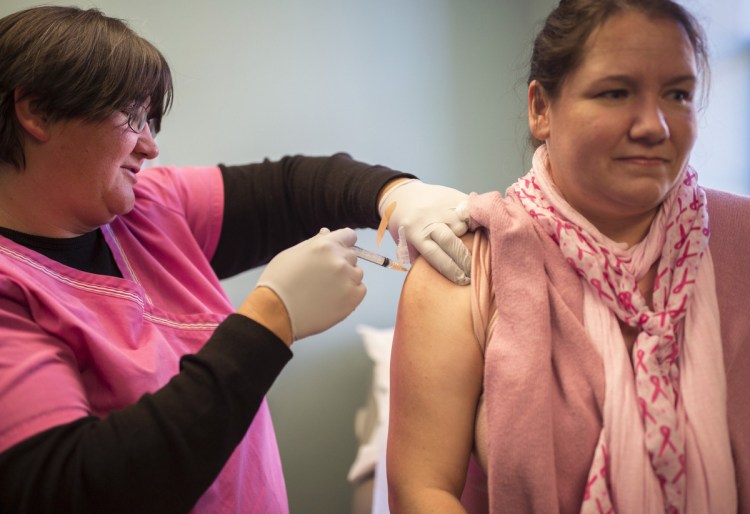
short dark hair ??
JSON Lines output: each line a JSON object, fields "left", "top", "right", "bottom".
{"left": 528, "top": 0, "right": 710, "bottom": 146}
{"left": 0, "top": 6, "right": 173, "bottom": 169}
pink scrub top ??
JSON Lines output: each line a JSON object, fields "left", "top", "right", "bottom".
{"left": 0, "top": 165, "right": 288, "bottom": 513}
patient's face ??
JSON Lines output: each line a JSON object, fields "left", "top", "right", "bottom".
{"left": 538, "top": 11, "right": 698, "bottom": 243}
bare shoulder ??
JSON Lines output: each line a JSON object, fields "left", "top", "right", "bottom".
{"left": 395, "top": 233, "right": 477, "bottom": 343}
{"left": 400, "top": 233, "right": 476, "bottom": 306}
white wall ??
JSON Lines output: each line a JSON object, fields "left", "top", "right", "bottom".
{"left": 3, "top": 1, "right": 746, "bottom": 513}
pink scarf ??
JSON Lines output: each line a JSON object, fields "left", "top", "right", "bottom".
{"left": 504, "top": 145, "right": 735, "bottom": 513}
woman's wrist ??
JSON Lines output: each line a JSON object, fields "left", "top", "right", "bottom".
{"left": 237, "top": 287, "right": 293, "bottom": 346}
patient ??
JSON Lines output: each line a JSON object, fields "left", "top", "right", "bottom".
{"left": 387, "top": 0, "right": 750, "bottom": 512}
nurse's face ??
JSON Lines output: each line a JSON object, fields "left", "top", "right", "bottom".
{"left": 43, "top": 105, "right": 160, "bottom": 233}
{"left": 528, "top": 11, "right": 698, "bottom": 244}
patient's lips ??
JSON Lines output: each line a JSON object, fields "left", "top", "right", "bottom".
{"left": 614, "top": 154, "right": 671, "bottom": 170}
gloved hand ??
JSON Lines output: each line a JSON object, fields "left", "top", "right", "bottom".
{"left": 379, "top": 179, "right": 472, "bottom": 285}
{"left": 257, "top": 228, "right": 366, "bottom": 341}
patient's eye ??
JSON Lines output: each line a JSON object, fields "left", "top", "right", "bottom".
{"left": 598, "top": 89, "right": 628, "bottom": 100}
{"left": 668, "top": 89, "right": 694, "bottom": 103}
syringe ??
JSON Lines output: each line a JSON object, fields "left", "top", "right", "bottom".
{"left": 353, "top": 246, "right": 408, "bottom": 272}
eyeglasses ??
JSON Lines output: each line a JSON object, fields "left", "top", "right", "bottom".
{"left": 123, "top": 105, "right": 158, "bottom": 135}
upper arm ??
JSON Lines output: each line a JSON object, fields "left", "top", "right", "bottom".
{"left": 387, "top": 237, "right": 483, "bottom": 511}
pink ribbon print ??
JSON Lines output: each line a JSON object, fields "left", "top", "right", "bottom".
{"left": 510, "top": 159, "right": 709, "bottom": 513}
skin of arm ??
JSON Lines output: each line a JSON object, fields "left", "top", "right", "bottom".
{"left": 387, "top": 234, "right": 483, "bottom": 513}
{"left": 237, "top": 287, "right": 293, "bottom": 347}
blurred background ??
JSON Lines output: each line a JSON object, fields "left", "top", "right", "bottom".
{"left": 3, "top": 1, "right": 747, "bottom": 512}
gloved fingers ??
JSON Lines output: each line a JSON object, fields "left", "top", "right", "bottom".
{"left": 454, "top": 200, "right": 470, "bottom": 225}
{"left": 400, "top": 208, "right": 469, "bottom": 237}
{"left": 434, "top": 200, "right": 471, "bottom": 236}
{"left": 430, "top": 224, "right": 472, "bottom": 275}
{"left": 316, "top": 226, "right": 357, "bottom": 247}
{"left": 444, "top": 213, "right": 470, "bottom": 238}
{"left": 344, "top": 255, "right": 366, "bottom": 284}
{"left": 414, "top": 224, "right": 472, "bottom": 286}
{"left": 415, "top": 239, "right": 470, "bottom": 286}
{"left": 397, "top": 218, "right": 466, "bottom": 266}
{"left": 310, "top": 227, "right": 360, "bottom": 274}
{"left": 324, "top": 226, "right": 357, "bottom": 244}
{"left": 307, "top": 265, "right": 366, "bottom": 338}
{"left": 390, "top": 218, "right": 468, "bottom": 256}
{"left": 314, "top": 227, "right": 359, "bottom": 266}
{"left": 349, "top": 279, "right": 367, "bottom": 307}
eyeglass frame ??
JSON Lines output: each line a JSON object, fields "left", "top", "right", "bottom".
{"left": 122, "top": 105, "right": 158, "bottom": 135}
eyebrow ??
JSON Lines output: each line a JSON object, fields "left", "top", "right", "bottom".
{"left": 592, "top": 74, "right": 697, "bottom": 87}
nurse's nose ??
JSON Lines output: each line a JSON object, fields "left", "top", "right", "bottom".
{"left": 135, "top": 123, "right": 159, "bottom": 161}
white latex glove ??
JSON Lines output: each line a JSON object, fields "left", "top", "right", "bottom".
{"left": 257, "top": 227, "right": 366, "bottom": 341}
{"left": 379, "top": 179, "right": 471, "bottom": 285}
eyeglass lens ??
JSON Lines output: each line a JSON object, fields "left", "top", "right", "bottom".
{"left": 128, "top": 106, "right": 157, "bottom": 134}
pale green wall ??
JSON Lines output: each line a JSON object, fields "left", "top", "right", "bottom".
{"left": 5, "top": 1, "right": 741, "bottom": 513}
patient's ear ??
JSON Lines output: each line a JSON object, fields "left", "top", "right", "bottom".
{"left": 528, "top": 80, "right": 551, "bottom": 141}
{"left": 14, "top": 88, "right": 51, "bottom": 142}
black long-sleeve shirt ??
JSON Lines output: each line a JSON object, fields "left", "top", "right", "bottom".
{"left": 0, "top": 154, "right": 411, "bottom": 513}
